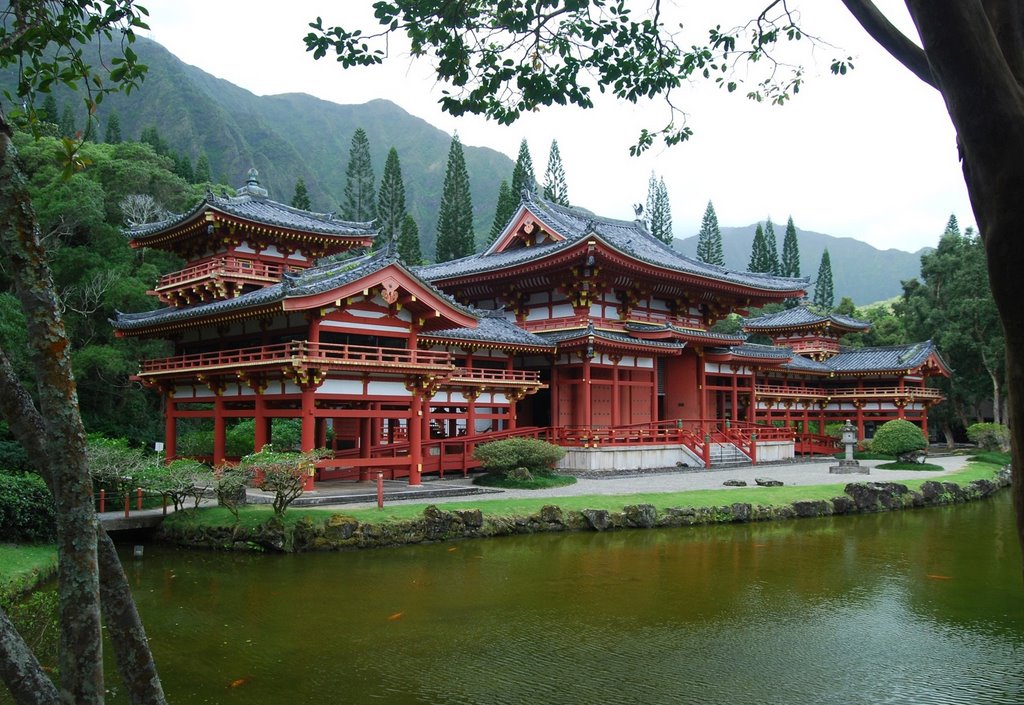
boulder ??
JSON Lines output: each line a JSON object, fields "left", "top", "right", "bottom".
{"left": 622, "top": 503, "right": 657, "bottom": 528}
{"left": 537, "top": 505, "right": 564, "bottom": 525}
{"left": 844, "top": 482, "right": 910, "bottom": 512}
{"left": 729, "top": 503, "right": 752, "bottom": 522}
{"left": 723, "top": 479, "right": 748, "bottom": 487}
{"left": 792, "top": 500, "right": 830, "bottom": 518}
{"left": 581, "top": 508, "right": 611, "bottom": 531}
{"left": 755, "top": 477, "right": 784, "bottom": 487}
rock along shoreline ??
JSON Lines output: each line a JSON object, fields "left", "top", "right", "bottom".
{"left": 157, "top": 468, "right": 1012, "bottom": 554}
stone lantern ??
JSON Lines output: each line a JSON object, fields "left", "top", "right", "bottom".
{"left": 829, "top": 419, "right": 868, "bottom": 474}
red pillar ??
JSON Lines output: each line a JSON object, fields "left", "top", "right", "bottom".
{"left": 550, "top": 363, "right": 560, "bottom": 428}
{"left": 254, "top": 393, "right": 268, "bottom": 452}
{"left": 213, "top": 396, "right": 226, "bottom": 465}
{"left": 730, "top": 371, "right": 738, "bottom": 424}
{"left": 611, "top": 360, "right": 620, "bottom": 426}
{"left": 921, "top": 407, "right": 929, "bottom": 438}
{"left": 359, "top": 414, "right": 372, "bottom": 482}
{"left": 164, "top": 396, "right": 177, "bottom": 461}
{"left": 582, "top": 355, "right": 593, "bottom": 429}
{"left": 698, "top": 353, "right": 707, "bottom": 423}
{"left": 409, "top": 392, "right": 423, "bottom": 485}
{"left": 650, "top": 361, "right": 658, "bottom": 424}
{"left": 467, "top": 391, "right": 478, "bottom": 437}
{"left": 300, "top": 387, "right": 316, "bottom": 452}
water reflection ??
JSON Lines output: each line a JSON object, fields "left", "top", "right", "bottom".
{"left": 97, "top": 494, "right": 1023, "bottom": 704}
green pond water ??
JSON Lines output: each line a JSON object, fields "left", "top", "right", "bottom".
{"left": 18, "top": 494, "right": 1024, "bottom": 704}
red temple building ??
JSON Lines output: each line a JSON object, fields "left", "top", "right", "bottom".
{"left": 115, "top": 172, "right": 949, "bottom": 485}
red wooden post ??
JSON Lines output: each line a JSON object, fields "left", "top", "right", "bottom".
{"left": 703, "top": 433, "right": 712, "bottom": 468}
{"left": 99, "top": 489, "right": 106, "bottom": 513}
{"left": 377, "top": 472, "right": 384, "bottom": 510}
{"left": 123, "top": 492, "right": 130, "bottom": 519}
{"left": 750, "top": 433, "right": 758, "bottom": 465}
{"left": 136, "top": 487, "right": 142, "bottom": 510}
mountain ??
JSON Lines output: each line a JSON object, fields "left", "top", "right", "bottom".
{"left": 8, "top": 38, "right": 515, "bottom": 259}
{"left": 675, "top": 224, "right": 930, "bottom": 305}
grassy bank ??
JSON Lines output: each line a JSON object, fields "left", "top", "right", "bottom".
{"left": 0, "top": 544, "right": 57, "bottom": 601}
{"left": 164, "top": 459, "right": 1005, "bottom": 532}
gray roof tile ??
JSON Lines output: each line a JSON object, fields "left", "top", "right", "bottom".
{"left": 743, "top": 305, "right": 871, "bottom": 331}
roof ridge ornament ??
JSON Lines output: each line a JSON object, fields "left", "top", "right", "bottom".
{"left": 237, "top": 167, "right": 269, "bottom": 199}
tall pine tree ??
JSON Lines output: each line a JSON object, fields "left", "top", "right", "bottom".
{"left": 376, "top": 147, "right": 406, "bottom": 250}
{"left": 40, "top": 94, "right": 58, "bottom": 123}
{"left": 511, "top": 138, "right": 535, "bottom": 197}
{"left": 488, "top": 179, "right": 516, "bottom": 244}
{"left": 944, "top": 213, "right": 961, "bottom": 237}
{"left": 696, "top": 200, "right": 724, "bottom": 265}
{"left": 813, "top": 249, "right": 834, "bottom": 310}
{"left": 291, "top": 177, "right": 311, "bottom": 210}
{"left": 748, "top": 223, "right": 769, "bottom": 272}
{"left": 194, "top": 152, "right": 211, "bottom": 183}
{"left": 542, "top": 139, "right": 569, "bottom": 205}
{"left": 104, "top": 111, "right": 122, "bottom": 143}
{"left": 399, "top": 214, "right": 423, "bottom": 264}
{"left": 435, "top": 134, "right": 475, "bottom": 262}
{"left": 781, "top": 216, "right": 800, "bottom": 277}
{"left": 763, "top": 217, "right": 780, "bottom": 274}
{"left": 644, "top": 173, "right": 673, "bottom": 244}
{"left": 342, "top": 127, "right": 376, "bottom": 221}
{"left": 59, "top": 102, "right": 76, "bottom": 137}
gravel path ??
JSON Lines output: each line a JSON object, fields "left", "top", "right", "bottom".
{"left": 334, "top": 455, "right": 972, "bottom": 510}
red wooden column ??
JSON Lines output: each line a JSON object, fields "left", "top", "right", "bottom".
{"left": 897, "top": 375, "right": 907, "bottom": 419}
{"left": 300, "top": 386, "right": 316, "bottom": 452}
{"left": 747, "top": 370, "right": 756, "bottom": 424}
{"left": 855, "top": 403, "right": 865, "bottom": 441}
{"left": 213, "top": 395, "right": 227, "bottom": 466}
{"left": 466, "top": 390, "right": 478, "bottom": 437}
{"left": 164, "top": 395, "right": 177, "bottom": 461}
{"left": 921, "top": 406, "right": 930, "bottom": 438}
{"left": 550, "top": 362, "right": 560, "bottom": 427}
{"left": 611, "top": 356, "right": 621, "bottom": 426}
{"left": 254, "top": 392, "right": 268, "bottom": 452}
{"left": 698, "top": 352, "right": 707, "bottom": 422}
{"left": 730, "top": 369, "right": 739, "bottom": 424}
{"left": 408, "top": 392, "right": 423, "bottom": 486}
{"left": 582, "top": 354, "right": 593, "bottom": 429}
{"left": 359, "top": 414, "right": 373, "bottom": 482}
{"left": 650, "top": 359, "right": 658, "bottom": 424}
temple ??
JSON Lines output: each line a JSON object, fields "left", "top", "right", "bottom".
{"left": 114, "top": 171, "right": 949, "bottom": 485}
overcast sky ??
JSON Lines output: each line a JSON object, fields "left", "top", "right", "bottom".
{"left": 139, "top": 1, "right": 973, "bottom": 253}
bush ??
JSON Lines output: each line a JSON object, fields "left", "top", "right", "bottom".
{"left": 472, "top": 438, "right": 566, "bottom": 477}
{"left": 0, "top": 473, "right": 56, "bottom": 542}
{"left": 140, "top": 459, "right": 214, "bottom": 511}
{"left": 225, "top": 419, "right": 304, "bottom": 457}
{"left": 966, "top": 422, "right": 1009, "bottom": 452}
{"left": 824, "top": 422, "right": 845, "bottom": 439}
{"left": 239, "top": 446, "right": 328, "bottom": 515}
{"left": 870, "top": 419, "right": 927, "bottom": 462}
{"left": 214, "top": 467, "right": 252, "bottom": 521}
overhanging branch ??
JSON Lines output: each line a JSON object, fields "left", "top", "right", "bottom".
{"left": 840, "top": 0, "right": 937, "bottom": 89}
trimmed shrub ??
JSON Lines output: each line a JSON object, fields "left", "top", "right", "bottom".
{"left": 870, "top": 419, "right": 927, "bottom": 462}
{"left": 966, "top": 423, "right": 1010, "bottom": 452}
{"left": 0, "top": 473, "right": 56, "bottom": 542}
{"left": 226, "top": 419, "right": 304, "bottom": 457}
{"left": 473, "top": 438, "right": 566, "bottom": 477}
{"left": 240, "top": 446, "right": 328, "bottom": 515}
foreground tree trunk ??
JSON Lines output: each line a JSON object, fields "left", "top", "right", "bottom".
{"left": 902, "top": 0, "right": 1024, "bottom": 565}
{"left": 0, "top": 110, "right": 167, "bottom": 704}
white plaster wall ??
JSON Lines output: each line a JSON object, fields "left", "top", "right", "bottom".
{"left": 557, "top": 445, "right": 706, "bottom": 472}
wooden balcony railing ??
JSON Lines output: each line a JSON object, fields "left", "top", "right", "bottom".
{"left": 154, "top": 257, "right": 285, "bottom": 291}
{"left": 446, "top": 367, "right": 542, "bottom": 386}
{"left": 138, "top": 341, "right": 453, "bottom": 377}
{"left": 755, "top": 384, "right": 944, "bottom": 400}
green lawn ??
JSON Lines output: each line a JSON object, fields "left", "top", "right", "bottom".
{"left": 164, "top": 459, "right": 1005, "bottom": 530}
{"left": 0, "top": 544, "right": 57, "bottom": 601}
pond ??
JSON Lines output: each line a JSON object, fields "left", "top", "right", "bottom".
{"left": 20, "top": 495, "right": 1024, "bottom": 704}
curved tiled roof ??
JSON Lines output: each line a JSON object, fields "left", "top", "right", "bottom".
{"left": 126, "top": 190, "right": 375, "bottom": 241}
{"left": 113, "top": 249, "right": 472, "bottom": 332}
{"left": 416, "top": 194, "right": 808, "bottom": 294}
{"left": 421, "top": 310, "right": 555, "bottom": 350}
{"left": 743, "top": 306, "right": 870, "bottom": 332}
{"left": 624, "top": 322, "right": 747, "bottom": 345}
{"left": 827, "top": 341, "right": 945, "bottom": 373}
{"left": 538, "top": 327, "right": 687, "bottom": 351}
{"left": 707, "top": 343, "right": 793, "bottom": 362}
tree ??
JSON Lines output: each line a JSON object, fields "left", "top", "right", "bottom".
{"left": 104, "top": 111, "right": 122, "bottom": 144}
{"left": 139, "top": 125, "right": 168, "bottom": 157}
{"left": 748, "top": 223, "right": 769, "bottom": 273}
{"left": 763, "top": 218, "right": 780, "bottom": 275}
{"left": 59, "top": 102, "right": 77, "bottom": 138}
{"left": 871, "top": 418, "right": 928, "bottom": 462}
{"left": 781, "top": 216, "right": 800, "bottom": 277}
{"left": 194, "top": 152, "right": 211, "bottom": 184}
{"left": 305, "top": 0, "right": 1024, "bottom": 576}
{"left": 398, "top": 213, "right": 423, "bottom": 264}
{"left": 435, "top": 134, "right": 475, "bottom": 262}
{"left": 291, "top": 177, "right": 311, "bottom": 210}
{"left": 813, "top": 249, "right": 834, "bottom": 310}
{"left": 0, "top": 2, "right": 164, "bottom": 703}
{"left": 695, "top": 200, "right": 724, "bottom": 265}
{"left": 488, "top": 179, "right": 516, "bottom": 244}
{"left": 175, "top": 153, "right": 194, "bottom": 183}
{"left": 542, "top": 139, "right": 569, "bottom": 206}
{"left": 645, "top": 174, "right": 673, "bottom": 244}
{"left": 341, "top": 127, "right": 376, "bottom": 221}
{"left": 39, "top": 95, "right": 58, "bottom": 125}
{"left": 376, "top": 147, "right": 406, "bottom": 250}
{"left": 510, "top": 138, "right": 535, "bottom": 197}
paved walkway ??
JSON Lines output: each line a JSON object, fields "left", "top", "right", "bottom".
{"left": 296, "top": 455, "right": 973, "bottom": 511}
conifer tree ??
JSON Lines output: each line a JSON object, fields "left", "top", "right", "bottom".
{"left": 40, "top": 94, "right": 58, "bottom": 124}
{"left": 376, "top": 147, "right": 406, "bottom": 250}
{"left": 139, "top": 126, "right": 168, "bottom": 156}
{"left": 291, "top": 177, "right": 312, "bottom": 210}
{"left": 511, "top": 138, "right": 535, "bottom": 197}
{"left": 696, "top": 200, "right": 724, "bottom": 265}
{"left": 342, "top": 127, "right": 376, "bottom": 221}
{"left": 175, "top": 154, "right": 194, "bottom": 183}
{"left": 59, "top": 102, "right": 76, "bottom": 137}
{"left": 944, "top": 213, "right": 961, "bottom": 237}
{"left": 399, "top": 214, "right": 423, "bottom": 264}
{"left": 194, "top": 152, "right": 211, "bottom": 183}
{"left": 644, "top": 173, "right": 673, "bottom": 244}
{"left": 814, "top": 249, "right": 834, "bottom": 310}
{"left": 542, "top": 139, "right": 569, "bottom": 205}
{"left": 781, "top": 215, "right": 800, "bottom": 277}
{"left": 764, "top": 217, "right": 780, "bottom": 275}
{"left": 435, "top": 134, "right": 475, "bottom": 262}
{"left": 748, "top": 223, "right": 769, "bottom": 272}
{"left": 104, "top": 111, "right": 122, "bottom": 144}
{"left": 489, "top": 179, "right": 516, "bottom": 244}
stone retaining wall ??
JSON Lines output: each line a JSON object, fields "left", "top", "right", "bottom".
{"left": 158, "top": 468, "right": 1011, "bottom": 553}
